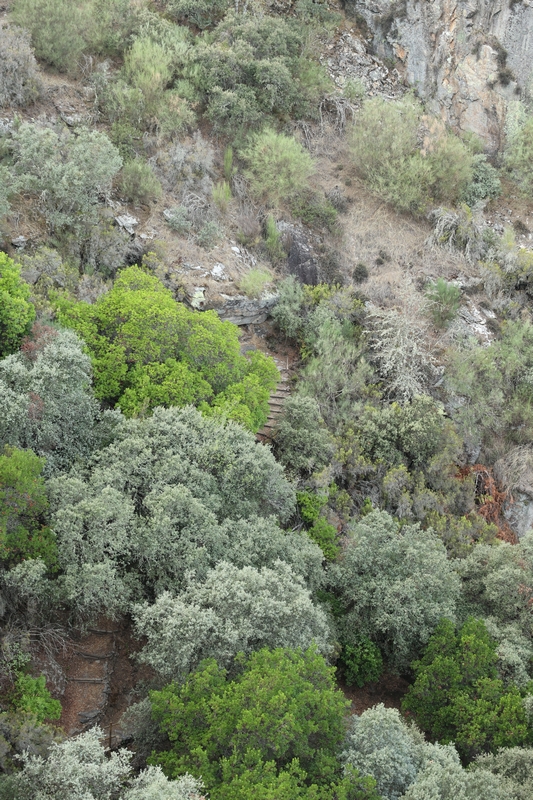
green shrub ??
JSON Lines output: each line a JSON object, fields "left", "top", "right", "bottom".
{"left": 264, "top": 215, "right": 286, "bottom": 263}
{"left": 343, "top": 77, "right": 366, "bottom": 103}
{"left": 341, "top": 636, "right": 383, "bottom": 687}
{"left": 0, "top": 25, "right": 41, "bottom": 107}
{"left": 276, "top": 396, "right": 333, "bottom": 474}
{"left": 403, "top": 618, "right": 531, "bottom": 760}
{"left": 307, "top": 516, "right": 339, "bottom": 561}
{"left": 188, "top": 14, "right": 327, "bottom": 133}
{"left": 462, "top": 154, "right": 502, "bottom": 206}
{"left": 0, "top": 254, "right": 35, "bottom": 358}
{"left": 117, "top": 159, "right": 162, "bottom": 205}
{"left": 425, "top": 278, "right": 461, "bottom": 327}
{"left": 0, "top": 445, "right": 57, "bottom": 569}
{"left": 12, "top": 674, "right": 61, "bottom": 723}
{"left": 166, "top": 0, "right": 231, "bottom": 29}
{"left": 351, "top": 97, "right": 475, "bottom": 213}
{"left": 11, "top": 124, "right": 122, "bottom": 232}
{"left": 241, "top": 129, "right": 314, "bottom": 206}
{"left": 291, "top": 190, "right": 338, "bottom": 231}
{"left": 12, "top": 0, "right": 89, "bottom": 72}
{"left": 196, "top": 220, "right": 221, "bottom": 249}
{"left": 238, "top": 268, "right": 273, "bottom": 298}
{"left": 212, "top": 180, "right": 232, "bottom": 212}
{"left": 149, "top": 647, "right": 350, "bottom": 791}
{"left": 426, "top": 131, "right": 474, "bottom": 205}
{"left": 353, "top": 263, "right": 369, "bottom": 283}
{"left": 164, "top": 205, "right": 192, "bottom": 235}
{"left": 505, "top": 115, "right": 533, "bottom": 197}
{"left": 223, "top": 145, "right": 233, "bottom": 181}
{"left": 123, "top": 37, "right": 172, "bottom": 120}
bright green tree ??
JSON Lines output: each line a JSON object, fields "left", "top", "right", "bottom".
{"left": 11, "top": 674, "right": 61, "bottom": 723}
{"left": 149, "top": 647, "right": 355, "bottom": 796}
{"left": 0, "top": 255, "right": 35, "bottom": 358}
{"left": 58, "top": 266, "right": 278, "bottom": 430}
{"left": 403, "top": 618, "right": 532, "bottom": 760}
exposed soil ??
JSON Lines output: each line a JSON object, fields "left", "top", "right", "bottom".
{"left": 340, "top": 673, "right": 410, "bottom": 715}
{"left": 45, "top": 617, "right": 152, "bottom": 744}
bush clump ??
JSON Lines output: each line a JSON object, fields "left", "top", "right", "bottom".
{"left": 0, "top": 25, "right": 41, "bottom": 107}
{"left": 425, "top": 278, "right": 462, "bottom": 328}
{"left": 350, "top": 96, "right": 474, "bottom": 214}
{"left": 241, "top": 129, "right": 314, "bottom": 206}
{"left": 117, "top": 159, "right": 162, "bottom": 204}
{"left": 0, "top": 254, "right": 36, "bottom": 358}
{"left": 57, "top": 265, "right": 278, "bottom": 429}
{"left": 10, "top": 124, "right": 122, "bottom": 233}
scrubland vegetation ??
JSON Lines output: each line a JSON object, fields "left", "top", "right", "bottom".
{"left": 3, "top": 0, "right": 533, "bottom": 798}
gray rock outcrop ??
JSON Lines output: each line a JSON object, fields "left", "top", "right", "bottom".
{"left": 345, "top": 0, "right": 533, "bottom": 151}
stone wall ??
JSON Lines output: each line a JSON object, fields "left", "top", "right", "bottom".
{"left": 345, "top": 0, "right": 533, "bottom": 151}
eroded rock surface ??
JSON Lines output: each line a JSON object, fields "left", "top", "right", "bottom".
{"left": 345, "top": 0, "right": 533, "bottom": 151}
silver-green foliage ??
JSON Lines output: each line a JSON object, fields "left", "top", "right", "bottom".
{"left": 332, "top": 510, "right": 460, "bottom": 670}
{"left": 0, "top": 327, "right": 112, "bottom": 475}
{"left": 274, "top": 394, "right": 333, "bottom": 474}
{"left": 48, "top": 407, "right": 313, "bottom": 620}
{"left": 0, "top": 26, "right": 41, "bottom": 107}
{"left": 401, "top": 749, "right": 506, "bottom": 800}
{"left": 133, "top": 560, "right": 333, "bottom": 680}
{"left": 457, "top": 533, "right": 533, "bottom": 638}
{"left": 342, "top": 704, "right": 459, "bottom": 800}
{"left": 472, "top": 747, "right": 533, "bottom": 800}
{"left": 11, "top": 124, "right": 122, "bottom": 231}
{"left": 3, "top": 727, "right": 204, "bottom": 800}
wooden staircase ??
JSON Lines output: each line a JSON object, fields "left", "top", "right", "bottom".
{"left": 257, "top": 358, "right": 290, "bottom": 442}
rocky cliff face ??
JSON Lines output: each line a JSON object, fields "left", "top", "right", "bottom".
{"left": 346, "top": 0, "right": 533, "bottom": 152}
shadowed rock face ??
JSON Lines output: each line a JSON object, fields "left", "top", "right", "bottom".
{"left": 345, "top": 0, "right": 533, "bottom": 152}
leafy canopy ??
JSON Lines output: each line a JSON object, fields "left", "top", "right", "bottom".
{"left": 48, "top": 406, "right": 304, "bottom": 621}
{"left": 58, "top": 265, "right": 278, "bottom": 430}
{"left": 0, "top": 446, "right": 56, "bottom": 569}
{"left": 402, "top": 618, "right": 532, "bottom": 760}
{"left": 149, "top": 647, "right": 353, "bottom": 796}
{"left": 0, "top": 254, "right": 35, "bottom": 359}
{"left": 332, "top": 510, "right": 460, "bottom": 671}
{"left": 133, "top": 561, "right": 333, "bottom": 681}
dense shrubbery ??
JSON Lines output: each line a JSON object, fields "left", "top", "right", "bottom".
{"left": 9, "top": 124, "right": 122, "bottom": 234}
{"left": 0, "top": 447, "right": 56, "bottom": 569}
{"left": 0, "top": 324, "right": 113, "bottom": 475}
{"left": 0, "top": 255, "right": 35, "bottom": 358}
{"left": 332, "top": 510, "right": 460, "bottom": 671}
{"left": 350, "top": 97, "right": 474, "bottom": 213}
{"left": 46, "top": 406, "right": 306, "bottom": 620}
{"left": 57, "top": 266, "right": 278, "bottom": 430}
{"left": 403, "top": 618, "right": 532, "bottom": 760}
{"left": 13, "top": 0, "right": 141, "bottom": 71}
{"left": 0, "top": 26, "right": 41, "bottom": 107}
{"left": 148, "top": 647, "right": 372, "bottom": 798}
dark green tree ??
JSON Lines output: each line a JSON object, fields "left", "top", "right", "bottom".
{"left": 403, "top": 618, "right": 532, "bottom": 760}
{"left": 149, "top": 647, "right": 377, "bottom": 799}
